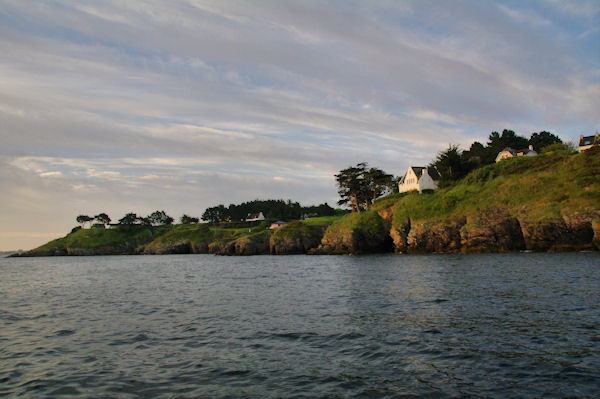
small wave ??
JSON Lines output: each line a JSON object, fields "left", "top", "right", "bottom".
{"left": 54, "top": 329, "right": 75, "bottom": 337}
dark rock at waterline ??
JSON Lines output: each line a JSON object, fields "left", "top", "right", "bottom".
{"left": 309, "top": 211, "right": 393, "bottom": 255}
{"left": 269, "top": 221, "right": 327, "bottom": 255}
{"left": 404, "top": 217, "right": 465, "bottom": 254}
{"left": 460, "top": 208, "right": 525, "bottom": 253}
{"left": 215, "top": 230, "right": 272, "bottom": 256}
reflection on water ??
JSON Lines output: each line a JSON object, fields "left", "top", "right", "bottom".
{"left": 1, "top": 253, "right": 599, "bottom": 397}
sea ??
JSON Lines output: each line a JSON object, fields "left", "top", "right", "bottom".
{"left": 1, "top": 253, "right": 599, "bottom": 398}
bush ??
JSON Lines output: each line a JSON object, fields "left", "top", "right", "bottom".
{"left": 70, "top": 226, "right": 82, "bottom": 234}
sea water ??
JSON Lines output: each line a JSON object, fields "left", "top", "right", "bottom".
{"left": 1, "top": 253, "right": 599, "bottom": 398}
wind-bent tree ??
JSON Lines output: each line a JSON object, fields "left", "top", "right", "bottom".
{"left": 335, "top": 162, "right": 394, "bottom": 212}
{"left": 365, "top": 167, "right": 395, "bottom": 203}
{"left": 76, "top": 215, "right": 94, "bottom": 228}
{"left": 118, "top": 212, "right": 138, "bottom": 226}
{"left": 148, "top": 210, "right": 174, "bottom": 226}
{"left": 94, "top": 213, "right": 111, "bottom": 227}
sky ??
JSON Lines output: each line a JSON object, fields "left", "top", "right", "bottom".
{"left": 1, "top": 0, "right": 598, "bottom": 251}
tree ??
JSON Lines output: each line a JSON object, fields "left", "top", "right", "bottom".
{"left": 76, "top": 214, "right": 94, "bottom": 228}
{"left": 431, "top": 145, "right": 470, "bottom": 187}
{"left": 202, "top": 204, "right": 228, "bottom": 223}
{"left": 335, "top": 162, "right": 370, "bottom": 212}
{"left": 94, "top": 213, "right": 111, "bottom": 227}
{"left": 118, "top": 212, "right": 138, "bottom": 225}
{"left": 487, "top": 129, "right": 529, "bottom": 152}
{"left": 148, "top": 210, "right": 174, "bottom": 226}
{"left": 180, "top": 214, "right": 199, "bottom": 224}
{"left": 529, "top": 131, "right": 562, "bottom": 152}
{"left": 335, "top": 162, "right": 394, "bottom": 212}
{"left": 365, "top": 167, "right": 395, "bottom": 203}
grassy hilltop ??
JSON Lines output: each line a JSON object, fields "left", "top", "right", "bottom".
{"left": 26, "top": 215, "right": 342, "bottom": 256}
{"left": 22, "top": 148, "right": 600, "bottom": 256}
{"left": 314, "top": 148, "right": 599, "bottom": 254}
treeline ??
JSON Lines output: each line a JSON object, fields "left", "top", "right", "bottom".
{"left": 75, "top": 210, "right": 199, "bottom": 229}
{"left": 201, "top": 199, "right": 336, "bottom": 223}
{"left": 430, "top": 129, "right": 565, "bottom": 187}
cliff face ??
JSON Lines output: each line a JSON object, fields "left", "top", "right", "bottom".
{"left": 309, "top": 211, "right": 393, "bottom": 255}
{"left": 269, "top": 221, "right": 326, "bottom": 255}
{"left": 307, "top": 201, "right": 598, "bottom": 256}
{"left": 212, "top": 230, "right": 272, "bottom": 256}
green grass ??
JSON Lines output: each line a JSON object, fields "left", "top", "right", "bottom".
{"left": 322, "top": 209, "right": 388, "bottom": 240}
{"left": 36, "top": 225, "right": 154, "bottom": 251}
{"left": 301, "top": 215, "right": 343, "bottom": 225}
{"left": 379, "top": 149, "right": 600, "bottom": 225}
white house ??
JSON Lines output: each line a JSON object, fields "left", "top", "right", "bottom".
{"left": 579, "top": 133, "right": 599, "bottom": 152}
{"left": 495, "top": 145, "right": 537, "bottom": 162}
{"left": 398, "top": 166, "right": 440, "bottom": 193}
{"left": 269, "top": 221, "right": 287, "bottom": 229}
{"left": 246, "top": 212, "right": 265, "bottom": 222}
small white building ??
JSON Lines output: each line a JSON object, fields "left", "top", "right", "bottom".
{"left": 269, "top": 221, "right": 287, "bottom": 229}
{"left": 246, "top": 212, "right": 265, "bottom": 222}
{"left": 398, "top": 166, "right": 439, "bottom": 193}
{"left": 495, "top": 145, "right": 537, "bottom": 162}
{"left": 579, "top": 133, "right": 599, "bottom": 152}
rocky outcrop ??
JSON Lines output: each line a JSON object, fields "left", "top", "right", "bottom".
{"left": 593, "top": 220, "right": 600, "bottom": 251}
{"left": 460, "top": 208, "right": 525, "bottom": 253}
{"left": 519, "top": 214, "right": 596, "bottom": 252}
{"left": 213, "top": 231, "right": 272, "bottom": 256}
{"left": 142, "top": 241, "right": 209, "bottom": 254}
{"left": 309, "top": 211, "right": 392, "bottom": 255}
{"left": 405, "top": 217, "right": 465, "bottom": 253}
{"left": 270, "top": 221, "right": 326, "bottom": 254}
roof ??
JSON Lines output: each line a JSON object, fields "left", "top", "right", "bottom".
{"left": 579, "top": 134, "right": 599, "bottom": 147}
{"left": 499, "top": 147, "right": 536, "bottom": 156}
{"left": 401, "top": 166, "right": 439, "bottom": 183}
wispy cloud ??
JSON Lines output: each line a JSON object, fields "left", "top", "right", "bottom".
{"left": 0, "top": 0, "right": 598, "bottom": 250}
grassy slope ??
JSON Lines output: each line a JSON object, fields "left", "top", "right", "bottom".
{"left": 375, "top": 149, "right": 600, "bottom": 225}
{"left": 31, "top": 216, "right": 343, "bottom": 253}
{"left": 35, "top": 226, "right": 155, "bottom": 251}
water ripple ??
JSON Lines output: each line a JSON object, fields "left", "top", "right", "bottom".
{"left": 1, "top": 253, "right": 599, "bottom": 397}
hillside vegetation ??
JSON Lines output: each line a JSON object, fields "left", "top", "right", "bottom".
{"left": 316, "top": 149, "right": 600, "bottom": 254}
{"left": 378, "top": 148, "right": 599, "bottom": 222}
{"left": 21, "top": 149, "right": 600, "bottom": 256}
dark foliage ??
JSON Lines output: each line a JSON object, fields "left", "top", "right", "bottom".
{"left": 201, "top": 199, "right": 335, "bottom": 223}
{"left": 335, "top": 162, "right": 395, "bottom": 212}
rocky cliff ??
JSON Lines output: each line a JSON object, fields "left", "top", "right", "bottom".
{"left": 269, "top": 221, "right": 327, "bottom": 255}
{"left": 309, "top": 204, "right": 599, "bottom": 256}
{"left": 309, "top": 210, "right": 393, "bottom": 255}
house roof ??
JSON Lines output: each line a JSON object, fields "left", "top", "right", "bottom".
{"left": 579, "top": 134, "right": 599, "bottom": 147}
{"left": 499, "top": 147, "right": 536, "bottom": 156}
{"left": 401, "top": 166, "right": 439, "bottom": 183}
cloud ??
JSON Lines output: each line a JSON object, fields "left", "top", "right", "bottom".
{"left": 0, "top": 0, "right": 598, "bottom": 249}
{"left": 38, "top": 171, "right": 64, "bottom": 178}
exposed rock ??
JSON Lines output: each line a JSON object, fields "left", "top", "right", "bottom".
{"left": 519, "top": 215, "right": 596, "bottom": 252}
{"left": 377, "top": 206, "right": 394, "bottom": 224}
{"left": 270, "top": 222, "right": 327, "bottom": 255}
{"left": 141, "top": 240, "right": 210, "bottom": 255}
{"left": 460, "top": 208, "right": 525, "bottom": 253}
{"left": 406, "top": 217, "right": 465, "bottom": 253}
{"left": 215, "top": 230, "right": 272, "bottom": 256}
{"left": 143, "top": 241, "right": 192, "bottom": 255}
{"left": 390, "top": 218, "right": 411, "bottom": 253}
{"left": 593, "top": 220, "right": 600, "bottom": 251}
{"left": 309, "top": 211, "right": 392, "bottom": 255}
